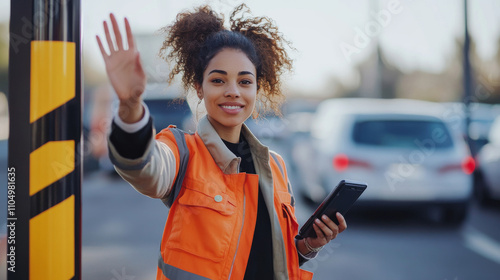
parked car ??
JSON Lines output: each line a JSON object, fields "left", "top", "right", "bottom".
{"left": 442, "top": 102, "right": 500, "bottom": 156}
{"left": 474, "top": 115, "right": 500, "bottom": 205}
{"left": 143, "top": 86, "right": 195, "bottom": 133}
{"left": 303, "top": 98, "right": 474, "bottom": 225}
{"left": 85, "top": 83, "right": 193, "bottom": 175}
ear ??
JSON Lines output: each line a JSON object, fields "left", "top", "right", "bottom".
{"left": 195, "top": 83, "right": 203, "bottom": 99}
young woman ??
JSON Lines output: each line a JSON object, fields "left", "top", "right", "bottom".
{"left": 97, "top": 4, "right": 346, "bottom": 280}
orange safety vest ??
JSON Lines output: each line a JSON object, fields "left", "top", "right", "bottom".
{"left": 155, "top": 127, "right": 314, "bottom": 280}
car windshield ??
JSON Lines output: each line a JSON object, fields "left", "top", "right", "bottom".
{"left": 352, "top": 119, "right": 454, "bottom": 149}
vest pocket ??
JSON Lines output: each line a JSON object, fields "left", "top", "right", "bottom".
{"left": 166, "top": 180, "right": 237, "bottom": 262}
{"left": 299, "top": 268, "right": 314, "bottom": 280}
{"left": 281, "top": 202, "right": 299, "bottom": 235}
{"left": 281, "top": 201, "right": 302, "bottom": 278}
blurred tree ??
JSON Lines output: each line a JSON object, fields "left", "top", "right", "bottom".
{"left": 393, "top": 37, "right": 500, "bottom": 104}
{"left": 452, "top": 36, "right": 500, "bottom": 104}
{"left": 472, "top": 37, "right": 500, "bottom": 104}
{"left": 332, "top": 34, "right": 500, "bottom": 105}
{"left": 341, "top": 46, "right": 402, "bottom": 99}
{"left": 0, "top": 22, "right": 8, "bottom": 95}
{"left": 394, "top": 38, "right": 465, "bottom": 103}
{"left": 491, "top": 38, "right": 500, "bottom": 103}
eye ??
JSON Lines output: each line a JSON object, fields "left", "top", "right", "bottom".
{"left": 240, "top": 79, "right": 253, "bottom": 85}
{"left": 211, "top": 78, "right": 224, "bottom": 84}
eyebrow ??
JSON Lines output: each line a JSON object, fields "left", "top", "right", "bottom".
{"left": 208, "top": 69, "right": 255, "bottom": 77}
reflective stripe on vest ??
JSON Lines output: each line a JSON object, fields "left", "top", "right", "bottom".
{"left": 163, "top": 127, "right": 190, "bottom": 208}
{"left": 158, "top": 252, "right": 211, "bottom": 280}
{"left": 270, "top": 152, "right": 295, "bottom": 207}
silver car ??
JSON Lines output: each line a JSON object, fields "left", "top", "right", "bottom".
{"left": 304, "top": 98, "right": 474, "bottom": 225}
{"left": 475, "top": 116, "right": 500, "bottom": 204}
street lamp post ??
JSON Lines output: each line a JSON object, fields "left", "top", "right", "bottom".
{"left": 463, "top": 0, "right": 473, "bottom": 155}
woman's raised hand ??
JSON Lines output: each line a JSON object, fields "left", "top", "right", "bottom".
{"left": 96, "top": 14, "right": 147, "bottom": 123}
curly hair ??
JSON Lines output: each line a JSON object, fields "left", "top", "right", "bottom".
{"left": 158, "top": 4, "right": 293, "bottom": 116}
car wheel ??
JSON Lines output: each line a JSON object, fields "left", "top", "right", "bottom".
{"left": 441, "top": 203, "right": 468, "bottom": 226}
{"left": 474, "top": 170, "right": 493, "bottom": 206}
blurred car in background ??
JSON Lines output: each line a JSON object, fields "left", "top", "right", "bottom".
{"left": 474, "top": 116, "right": 500, "bottom": 205}
{"left": 302, "top": 98, "right": 474, "bottom": 225}
{"left": 84, "top": 83, "right": 193, "bottom": 175}
{"left": 442, "top": 102, "right": 500, "bottom": 156}
{"left": 284, "top": 101, "right": 322, "bottom": 203}
{"left": 142, "top": 84, "right": 195, "bottom": 133}
{"left": 245, "top": 113, "right": 291, "bottom": 143}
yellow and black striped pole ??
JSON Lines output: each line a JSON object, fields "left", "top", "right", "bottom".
{"left": 8, "top": 0, "right": 82, "bottom": 279}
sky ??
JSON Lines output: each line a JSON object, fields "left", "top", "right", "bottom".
{"left": 1, "top": 0, "right": 499, "bottom": 95}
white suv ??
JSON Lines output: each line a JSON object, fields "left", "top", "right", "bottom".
{"left": 302, "top": 98, "right": 474, "bottom": 224}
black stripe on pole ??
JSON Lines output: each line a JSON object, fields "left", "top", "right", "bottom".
{"left": 33, "top": 0, "right": 74, "bottom": 42}
{"left": 71, "top": 0, "right": 83, "bottom": 278}
{"left": 8, "top": 0, "right": 34, "bottom": 278}
{"left": 30, "top": 101, "right": 81, "bottom": 151}
{"left": 30, "top": 177, "right": 75, "bottom": 218}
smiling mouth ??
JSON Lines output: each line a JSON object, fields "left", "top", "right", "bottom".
{"left": 220, "top": 105, "right": 244, "bottom": 109}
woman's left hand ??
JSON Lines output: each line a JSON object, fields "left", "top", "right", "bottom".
{"left": 306, "top": 212, "right": 347, "bottom": 249}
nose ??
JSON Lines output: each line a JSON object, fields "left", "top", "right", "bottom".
{"left": 224, "top": 82, "right": 240, "bottom": 98}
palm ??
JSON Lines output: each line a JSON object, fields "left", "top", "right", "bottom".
{"left": 97, "top": 14, "right": 146, "bottom": 103}
{"left": 105, "top": 49, "right": 146, "bottom": 102}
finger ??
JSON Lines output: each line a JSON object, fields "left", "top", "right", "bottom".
{"left": 336, "top": 213, "right": 347, "bottom": 233}
{"left": 96, "top": 35, "right": 108, "bottom": 58}
{"left": 103, "top": 21, "right": 115, "bottom": 53}
{"left": 316, "top": 219, "right": 333, "bottom": 241}
{"left": 312, "top": 223, "right": 326, "bottom": 240}
{"left": 110, "top": 13, "right": 124, "bottom": 50}
{"left": 124, "top": 17, "right": 135, "bottom": 50}
{"left": 321, "top": 214, "right": 339, "bottom": 232}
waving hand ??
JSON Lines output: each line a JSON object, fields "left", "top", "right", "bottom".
{"left": 96, "top": 14, "right": 146, "bottom": 123}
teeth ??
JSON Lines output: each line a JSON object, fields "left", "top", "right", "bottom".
{"left": 221, "top": 105, "right": 241, "bottom": 109}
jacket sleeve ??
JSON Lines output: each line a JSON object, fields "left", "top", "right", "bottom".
{"left": 108, "top": 113, "right": 178, "bottom": 200}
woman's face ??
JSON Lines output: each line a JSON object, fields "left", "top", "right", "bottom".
{"left": 197, "top": 48, "right": 257, "bottom": 140}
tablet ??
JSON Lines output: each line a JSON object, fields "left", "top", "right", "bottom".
{"left": 298, "top": 179, "right": 367, "bottom": 239}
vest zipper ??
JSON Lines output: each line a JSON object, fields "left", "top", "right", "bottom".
{"left": 228, "top": 188, "right": 245, "bottom": 279}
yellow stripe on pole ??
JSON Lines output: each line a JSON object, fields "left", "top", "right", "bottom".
{"left": 30, "top": 40, "right": 76, "bottom": 123}
{"left": 30, "top": 195, "right": 75, "bottom": 280}
{"left": 30, "top": 140, "right": 75, "bottom": 196}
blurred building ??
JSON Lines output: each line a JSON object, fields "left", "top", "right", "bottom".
{"left": 135, "top": 33, "right": 171, "bottom": 85}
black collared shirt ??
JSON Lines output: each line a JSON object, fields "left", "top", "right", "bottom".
{"left": 222, "top": 138, "right": 274, "bottom": 280}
